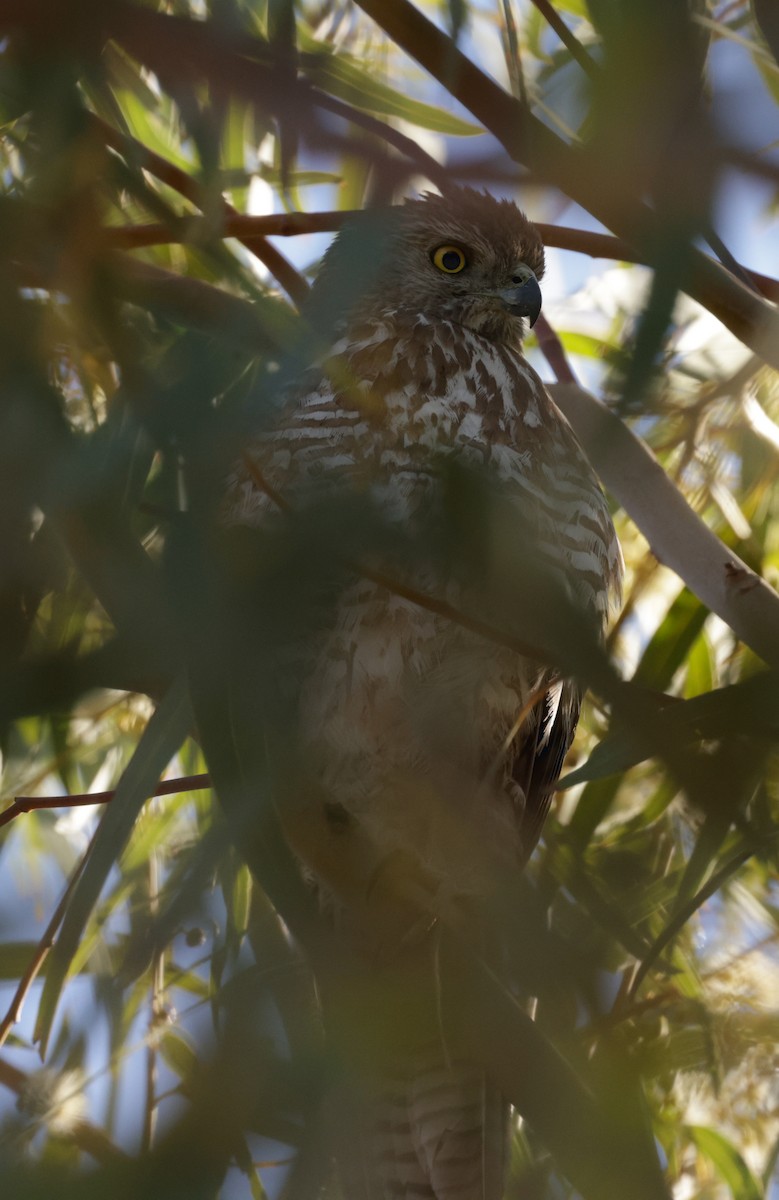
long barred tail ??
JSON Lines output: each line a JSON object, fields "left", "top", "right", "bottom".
{"left": 335, "top": 1048, "right": 508, "bottom": 1200}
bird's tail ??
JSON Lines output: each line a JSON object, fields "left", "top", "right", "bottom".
{"left": 335, "top": 1046, "right": 508, "bottom": 1200}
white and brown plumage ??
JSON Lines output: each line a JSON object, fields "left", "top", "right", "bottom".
{"left": 228, "top": 189, "right": 622, "bottom": 1199}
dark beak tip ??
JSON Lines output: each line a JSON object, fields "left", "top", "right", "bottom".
{"left": 503, "top": 277, "right": 542, "bottom": 327}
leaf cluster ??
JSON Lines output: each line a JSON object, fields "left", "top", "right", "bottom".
{"left": 0, "top": 3, "right": 778, "bottom": 1199}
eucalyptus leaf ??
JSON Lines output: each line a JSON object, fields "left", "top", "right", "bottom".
{"left": 33, "top": 679, "right": 192, "bottom": 1057}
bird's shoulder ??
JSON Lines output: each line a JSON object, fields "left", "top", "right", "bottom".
{"left": 229, "top": 312, "right": 622, "bottom": 613}
{"left": 284, "top": 311, "right": 562, "bottom": 436}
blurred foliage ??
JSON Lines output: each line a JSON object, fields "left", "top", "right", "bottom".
{"left": 0, "top": 1, "right": 778, "bottom": 1198}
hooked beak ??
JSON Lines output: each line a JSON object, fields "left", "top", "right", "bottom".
{"left": 494, "top": 268, "right": 542, "bottom": 327}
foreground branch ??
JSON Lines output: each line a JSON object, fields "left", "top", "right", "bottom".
{"left": 550, "top": 382, "right": 779, "bottom": 670}
{"left": 0, "top": 773, "right": 211, "bottom": 831}
{"left": 105, "top": 212, "right": 779, "bottom": 304}
{"left": 355, "top": 0, "right": 779, "bottom": 370}
{"left": 2, "top": 0, "right": 773, "bottom": 360}
{"left": 24, "top": 244, "right": 776, "bottom": 674}
{"left": 91, "top": 114, "right": 310, "bottom": 307}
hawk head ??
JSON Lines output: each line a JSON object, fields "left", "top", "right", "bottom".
{"left": 307, "top": 188, "right": 545, "bottom": 344}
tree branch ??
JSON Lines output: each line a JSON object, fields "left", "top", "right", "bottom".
{"left": 97, "top": 2, "right": 451, "bottom": 193}
{"left": 5, "top": 0, "right": 774, "bottom": 354}
{"left": 101, "top": 211, "right": 779, "bottom": 302}
{"left": 353, "top": 0, "right": 779, "bottom": 369}
{"left": 91, "top": 114, "right": 310, "bottom": 307}
{"left": 534, "top": 310, "right": 779, "bottom": 667}
{"left": 549, "top": 382, "right": 779, "bottom": 670}
{"left": 529, "top": 0, "right": 599, "bottom": 79}
{"left": 534, "top": 313, "right": 779, "bottom": 667}
{"left": 0, "top": 843, "right": 91, "bottom": 1048}
{"left": 0, "top": 773, "right": 211, "bottom": 831}
{"left": 534, "top": 313, "right": 578, "bottom": 384}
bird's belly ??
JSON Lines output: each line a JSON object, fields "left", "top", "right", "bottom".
{"left": 296, "top": 583, "right": 536, "bottom": 895}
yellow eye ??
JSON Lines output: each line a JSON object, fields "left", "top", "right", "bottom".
{"left": 432, "top": 245, "right": 467, "bottom": 274}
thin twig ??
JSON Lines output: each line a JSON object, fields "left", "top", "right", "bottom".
{"left": 0, "top": 773, "right": 211, "bottom": 831}
{"left": 625, "top": 840, "right": 764, "bottom": 1002}
{"left": 354, "top": 0, "right": 779, "bottom": 371}
{"left": 143, "top": 838, "right": 163, "bottom": 1153}
{"left": 90, "top": 114, "right": 309, "bottom": 307}
{"left": 703, "top": 225, "right": 764, "bottom": 295}
{"left": 529, "top": 0, "right": 599, "bottom": 79}
{"left": 104, "top": 210, "right": 350, "bottom": 251}
{"left": 0, "top": 774, "right": 207, "bottom": 1048}
{"left": 100, "top": 212, "right": 779, "bottom": 304}
{"left": 500, "top": 1, "right": 527, "bottom": 104}
{"left": 533, "top": 313, "right": 578, "bottom": 384}
{"left": 0, "top": 831, "right": 96, "bottom": 1048}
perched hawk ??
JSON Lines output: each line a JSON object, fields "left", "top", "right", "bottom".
{"left": 228, "top": 189, "right": 622, "bottom": 1199}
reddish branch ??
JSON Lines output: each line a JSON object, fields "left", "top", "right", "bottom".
{"left": 353, "top": 0, "right": 779, "bottom": 370}
{"left": 106, "top": 210, "right": 350, "bottom": 251}
{"left": 0, "top": 773, "right": 209, "bottom": 1065}
{"left": 91, "top": 114, "right": 309, "bottom": 307}
{"left": 0, "top": 0, "right": 773, "bottom": 357}
{"left": 0, "top": 773, "right": 211, "bottom": 831}
{"left": 0, "top": 833, "right": 94, "bottom": 1049}
{"left": 103, "top": 211, "right": 779, "bottom": 304}
{"left": 534, "top": 314, "right": 578, "bottom": 385}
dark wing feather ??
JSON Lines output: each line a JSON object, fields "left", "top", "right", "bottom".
{"left": 511, "top": 678, "right": 581, "bottom": 863}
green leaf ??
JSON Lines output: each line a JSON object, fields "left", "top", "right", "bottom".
{"left": 633, "top": 589, "right": 709, "bottom": 691}
{"left": 249, "top": 1167, "right": 271, "bottom": 1200}
{"left": 566, "top": 774, "right": 623, "bottom": 840}
{"left": 683, "top": 631, "right": 715, "bottom": 698}
{"left": 103, "top": 42, "right": 162, "bottom": 112}
{"left": 755, "top": 53, "right": 779, "bottom": 104}
{"left": 34, "top": 678, "right": 192, "bottom": 1058}
{"left": 689, "top": 1126, "right": 763, "bottom": 1200}
{"left": 168, "top": 967, "right": 210, "bottom": 999}
{"left": 557, "top": 330, "right": 620, "bottom": 362}
{"left": 231, "top": 862, "right": 252, "bottom": 939}
{"left": 559, "top": 733, "right": 641, "bottom": 791}
{"left": 300, "top": 37, "right": 483, "bottom": 135}
{"left": 115, "top": 90, "right": 194, "bottom": 174}
{"left": 159, "top": 1029, "right": 198, "bottom": 1081}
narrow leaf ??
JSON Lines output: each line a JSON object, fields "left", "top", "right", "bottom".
{"left": 34, "top": 678, "right": 192, "bottom": 1057}
{"left": 159, "top": 1030, "right": 198, "bottom": 1081}
{"left": 690, "top": 1126, "right": 763, "bottom": 1200}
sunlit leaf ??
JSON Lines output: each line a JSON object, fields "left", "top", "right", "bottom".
{"left": 34, "top": 679, "right": 192, "bottom": 1057}
{"left": 300, "top": 37, "right": 483, "bottom": 135}
{"left": 689, "top": 1126, "right": 763, "bottom": 1200}
{"left": 159, "top": 1030, "right": 197, "bottom": 1082}
{"left": 633, "top": 589, "right": 708, "bottom": 690}
{"left": 0, "top": 2, "right": 778, "bottom": 1194}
